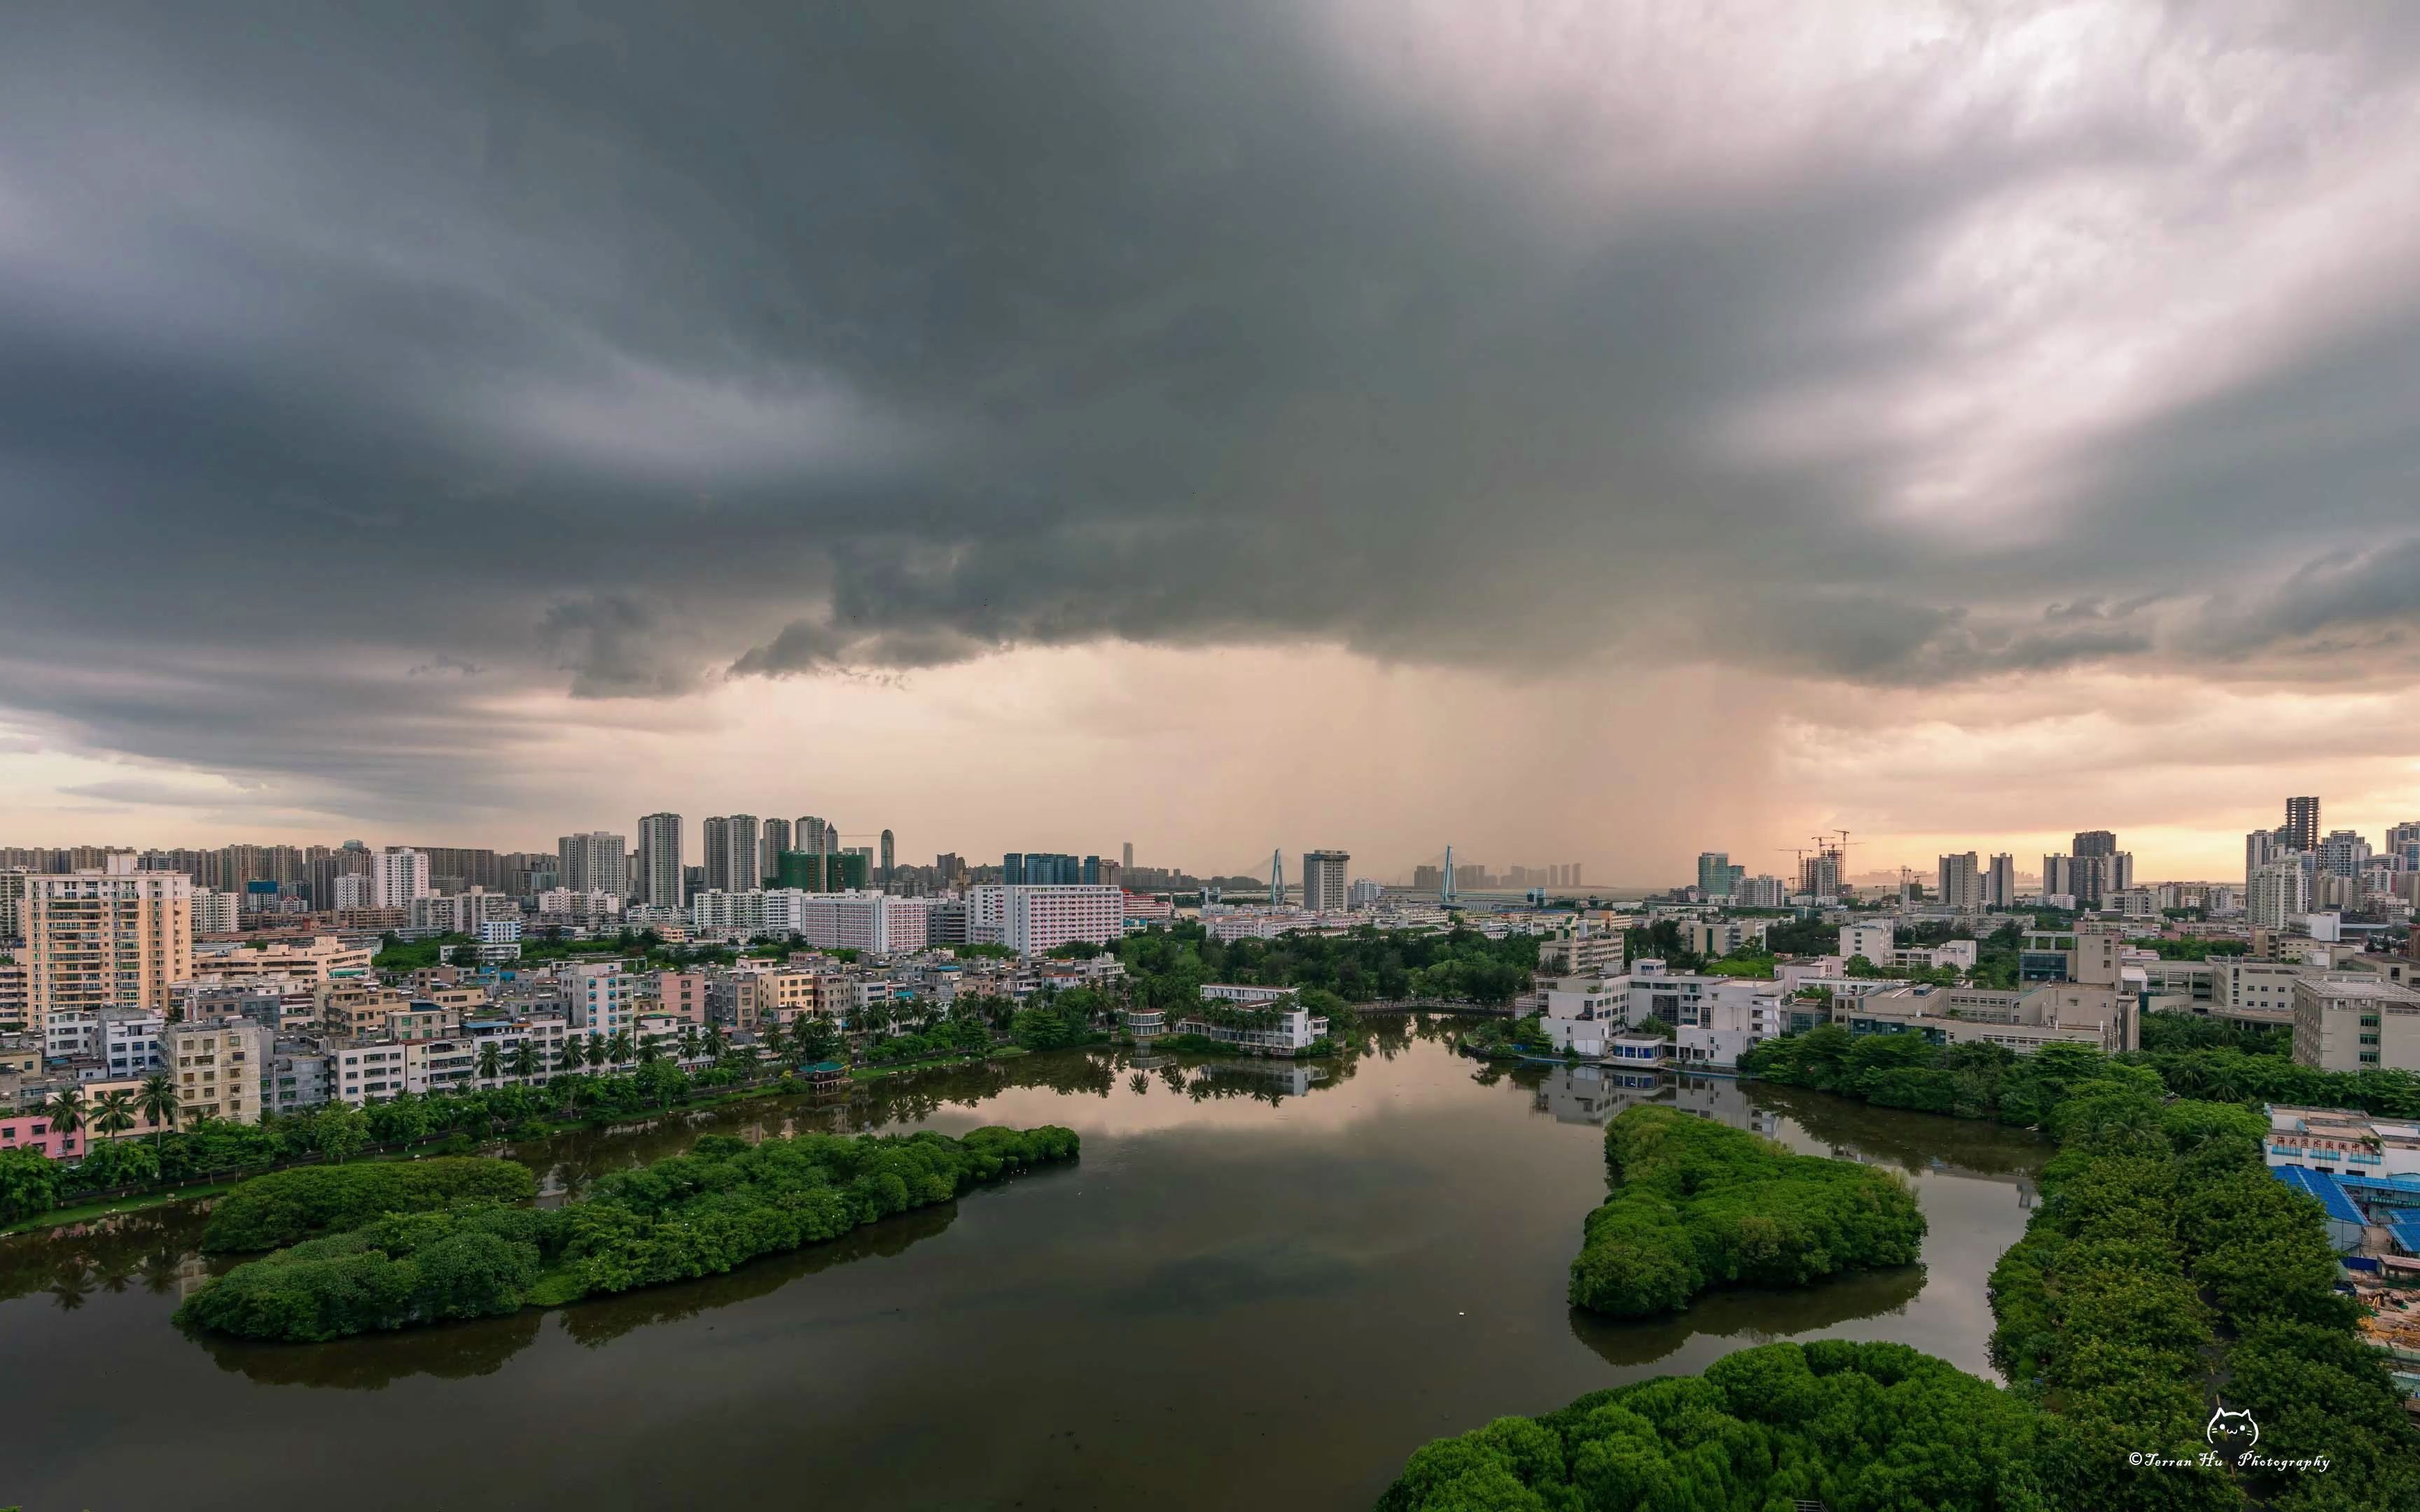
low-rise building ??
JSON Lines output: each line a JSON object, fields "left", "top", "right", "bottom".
{"left": 41, "top": 1007, "right": 166, "bottom": 1080}
{"left": 2293, "top": 974, "right": 2420, "bottom": 1073}
{"left": 0, "top": 1109, "right": 83, "bottom": 1160}
{"left": 163, "top": 1019, "right": 271, "bottom": 1124}
{"left": 1173, "top": 986, "right": 1328, "bottom": 1054}
{"left": 266, "top": 1044, "right": 333, "bottom": 1114}
{"left": 1830, "top": 981, "right": 2136, "bottom": 1055}
{"left": 2263, "top": 1105, "right": 2420, "bottom": 1180}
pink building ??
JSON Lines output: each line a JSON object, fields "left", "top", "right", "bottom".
{"left": 654, "top": 970, "right": 709, "bottom": 1023}
{"left": 0, "top": 1110, "right": 87, "bottom": 1160}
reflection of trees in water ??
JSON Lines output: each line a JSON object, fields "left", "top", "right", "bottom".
{"left": 1744, "top": 1084, "right": 2048, "bottom": 1179}
{"left": 559, "top": 1200, "right": 962, "bottom": 1348}
{"left": 511, "top": 1042, "right": 1382, "bottom": 1189}
{"left": 195, "top": 1306, "right": 545, "bottom": 1389}
{"left": 1566, "top": 1263, "right": 1928, "bottom": 1370}
{"left": 0, "top": 1205, "right": 213, "bottom": 1309}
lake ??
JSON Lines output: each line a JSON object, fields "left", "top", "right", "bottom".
{"left": 0, "top": 1026, "right": 2045, "bottom": 1511}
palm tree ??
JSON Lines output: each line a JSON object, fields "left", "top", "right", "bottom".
{"left": 587, "top": 1032, "right": 609, "bottom": 1072}
{"left": 134, "top": 1072, "right": 180, "bottom": 1149}
{"left": 679, "top": 1024, "right": 701, "bottom": 1062}
{"left": 475, "top": 1042, "right": 503, "bottom": 1085}
{"left": 509, "top": 1042, "right": 540, "bottom": 1082}
{"left": 91, "top": 1088, "right": 138, "bottom": 1142}
{"left": 637, "top": 1038, "right": 664, "bottom": 1067}
{"left": 606, "top": 1028, "right": 634, "bottom": 1068}
{"left": 704, "top": 1024, "right": 729, "bottom": 1063}
{"left": 557, "top": 1035, "right": 587, "bottom": 1073}
{"left": 41, "top": 1084, "right": 88, "bottom": 1140}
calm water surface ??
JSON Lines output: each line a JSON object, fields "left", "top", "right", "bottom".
{"left": 0, "top": 1028, "right": 2044, "bottom": 1511}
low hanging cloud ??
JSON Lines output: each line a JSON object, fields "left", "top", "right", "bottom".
{"left": 5, "top": 1, "right": 2420, "bottom": 828}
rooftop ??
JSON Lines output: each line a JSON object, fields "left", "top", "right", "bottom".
{"left": 2300, "top": 974, "right": 2420, "bottom": 1002}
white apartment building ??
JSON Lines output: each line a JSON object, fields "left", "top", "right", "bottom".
{"left": 795, "top": 890, "right": 927, "bottom": 953}
{"left": 411, "top": 888, "right": 520, "bottom": 934}
{"left": 966, "top": 885, "right": 1125, "bottom": 955}
{"left": 2248, "top": 860, "right": 2308, "bottom": 930}
{"left": 22, "top": 858, "right": 195, "bottom": 1031}
{"left": 536, "top": 887, "right": 624, "bottom": 920}
{"left": 374, "top": 848, "right": 431, "bottom": 909}
{"left": 192, "top": 888, "right": 242, "bottom": 934}
{"left": 43, "top": 1007, "right": 166, "bottom": 1079}
{"left": 331, "top": 1037, "right": 480, "bottom": 1104}
{"left": 331, "top": 872, "right": 376, "bottom": 910}
{"left": 560, "top": 961, "right": 632, "bottom": 1039}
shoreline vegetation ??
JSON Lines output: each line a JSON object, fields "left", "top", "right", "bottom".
{"left": 1569, "top": 1107, "right": 1924, "bottom": 1319}
{"left": 174, "top": 1124, "right": 1078, "bottom": 1343}
{"left": 1383, "top": 1030, "right": 2420, "bottom": 1512}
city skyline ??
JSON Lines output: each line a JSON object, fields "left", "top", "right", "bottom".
{"left": 6, "top": 7, "right": 2420, "bottom": 886}
{"left": 11, "top": 791, "right": 2420, "bottom": 892}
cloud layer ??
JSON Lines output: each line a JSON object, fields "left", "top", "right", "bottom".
{"left": 4, "top": 1, "right": 2420, "bottom": 867}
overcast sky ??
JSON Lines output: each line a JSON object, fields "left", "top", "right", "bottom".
{"left": 5, "top": 1, "right": 2420, "bottom": 883}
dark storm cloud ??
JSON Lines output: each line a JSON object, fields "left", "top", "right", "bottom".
{"left": 5, "top": 0, "right": 2420, "bottom": 813}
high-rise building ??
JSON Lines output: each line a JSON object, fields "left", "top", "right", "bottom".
{"left": 761, "top": 818, "right": 793, "bottom": 883}
{"left": 1799, "top": 850, "right": 1841, "bottom": 899}
{"left": 1984, "top": 853, "right": 2017, "bottom": 909}
{"left": 2043, "top": 853, "right": 2074, "bottom": 902}
{"left": 2246, "top": 827, "right": 2288, "bottom": 882}
{"left": 2248, "top": 860, "right": 2307, "bottom": 929}
{"left": 2284, "top": 797, "right": 2321, "bottom": 854}
{"left": 2072, "top": 830, "right": 2117, "bottom": 860}
{"left": 637, "top": 813, "right": 684, "bottom": 909}
{"left": 1302, "top": 850, "right": 1350, "bottom": 911}
{"left": 1938, "top": 852, "right": 1983, "bottom": 911}
{"left": 702, "top": 816, "right": 761, "bottom": 895}
{"left": 375, "top": 847, "right": 431, "bottom": 909}
{"left": 880, "top": 829, "right": 895, "bottom": 891}
{"left": 1122, "top": 841, "right": 1134, "bottom": 871}
{"left": 1733, "top": 874, "right": 1786, "bottom": 907}
{"left": 0, "top": 867, "right": 26, "bottom": 938}
{"left": 966, "top": 885, "right": 1125, "bottom": 955}
{"left": 556, "top": 831, "right": 628, "bottom": 898}
{"left": 22, "top": 856, "right": 194, "bottom": 1030}
{"left": 796, "top": 816, "right": 829, "bottom": 859}
{"left": 1695, "top": 852, "right": 1732, "bottom": 899}
{"left": 2317, "top": 830, "right": 2372, "bottom": 878}
{"left": 1005, "top": 853, "right": 1084, "bottom": 886}
{"left": 2384, "top": 820, "right": 2420, "bottom": 870}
